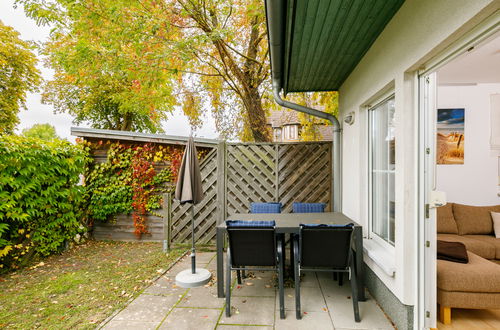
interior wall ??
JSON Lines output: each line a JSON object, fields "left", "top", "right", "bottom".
{"left": 436, "top": 83, "right": 500, "bottom": 206}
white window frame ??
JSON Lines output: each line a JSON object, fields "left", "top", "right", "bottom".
{"left": 367, "top": 92, "right": 396, "bottom": 250}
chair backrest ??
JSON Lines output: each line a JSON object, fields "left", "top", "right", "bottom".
{"left": 292, "top": 202, "right": 326, "bottom": 213}
{"left": 299, "top": 224, "right": 354, "bottom": 269}
{"left": 250, "top": 202, "right": 282, "bottom": 214}
{"left": 226, "top": 221, "right": 277, "bottom": 267}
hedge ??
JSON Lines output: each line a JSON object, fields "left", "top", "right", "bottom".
{"left": 0, "top": 135, "right": 87, "bottom": 270}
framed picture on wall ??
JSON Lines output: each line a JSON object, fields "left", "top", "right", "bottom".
{"left": 437, "top": 108, "right": 465, "bottom": 165}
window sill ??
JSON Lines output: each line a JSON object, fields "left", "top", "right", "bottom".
{"left": 363, "top": 238, "right": 396, "bottom": 277}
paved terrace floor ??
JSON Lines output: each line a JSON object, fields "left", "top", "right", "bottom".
{"left": 100, "top": 252, "right": 395, "bottom": 330}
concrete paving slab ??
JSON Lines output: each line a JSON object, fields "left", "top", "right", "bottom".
{"left": 280, "top": 287, "right": 327, "bottom": 312}
{"left": 113, "top": 294, "right": 180, "bottom": 322}
{"left": 298, "top": 271, "right": 320, "bottom": 288}
{"left": 159, "top": 307, "right": 221, "bottom": 329}
{"left": 194, "top": 252, "right": 216, "bottom": 264}
{"left": 274, "top": 310, "right": 334, "bottom": 330}
{"left": 177, "top": 285, "right": 223, "bottom": 308}
{"left": 219, "top": 296, "right": 275, "bottom": 326}
{"left": 324, "top": 292, "right": 393, "bottom": 329}
{"left": 143, "top": 276, "right": 188, "bottom": 296}
{"left": 231, "top": 275, "right": 276, "bottom": 297}
{"left": 102, "top": 320, "right": 161, "bottom": 330}
{"left": 165, "top": 258, "right": 194, "bottom": 277}
{"left": 216, "top": 326, "right": 273, "bottom": 329}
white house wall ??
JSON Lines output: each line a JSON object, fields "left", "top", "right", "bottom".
{"left": 436, "top": 83, "right": 500, "bottom": 205}
{"left": 338, "top": 0, "right": 498, "bottom": 307}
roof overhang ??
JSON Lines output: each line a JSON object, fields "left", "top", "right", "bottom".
{"left": 265, "top": 0, "right": 405, "bottom": 94}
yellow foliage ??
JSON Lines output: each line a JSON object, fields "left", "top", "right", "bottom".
{"left": 0, "top": 245, "right": 13, "bottom": 258}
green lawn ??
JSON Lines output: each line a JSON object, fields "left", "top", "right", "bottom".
{"left": 0, "top": 241, "right": 185, "bottom": 329}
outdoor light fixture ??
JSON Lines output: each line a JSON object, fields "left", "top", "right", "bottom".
{"left": 344, "top": 112, "right": 355, "bottom": 125}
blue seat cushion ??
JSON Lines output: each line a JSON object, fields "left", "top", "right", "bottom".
{"left": 250, "top": 202, "right": 282, "bottom": 214}
{"left": 292, "top": 202, "right": 326, "bottom": 213}
{"left": 226, "top": 220, "right": 276, "bottom": 228}
{"left": 300, "top": 223, "right": 354, "bottom": 228}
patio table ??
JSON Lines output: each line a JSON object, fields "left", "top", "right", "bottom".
{"left": 216, "top": 212, "right": 366, "bottom": 301}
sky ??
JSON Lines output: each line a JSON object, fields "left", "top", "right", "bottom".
{"left": 0, "top": 0, "right": 218, "bottom": 141}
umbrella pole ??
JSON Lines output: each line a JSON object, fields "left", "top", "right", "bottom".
{"left": 191, "top": 204, "right": 196, "bottom": 274}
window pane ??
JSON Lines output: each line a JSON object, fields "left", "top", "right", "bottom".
{"left": 370, "top": 96, "right": 395, "bottom": 245}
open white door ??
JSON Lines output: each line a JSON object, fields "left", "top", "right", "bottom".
{"left": 418, "top": 72, "right": 438, "bottom": 329}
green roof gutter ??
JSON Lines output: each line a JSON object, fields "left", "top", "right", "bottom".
{"left": 265, "top": 0, "right": 342, "bottom": 212}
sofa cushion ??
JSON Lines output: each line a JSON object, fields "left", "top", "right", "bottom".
{"left": 437, "top": 203, "right": 458, "bottom": 234}
{"left": 465, "top": 235, "right": 500, "bottom": 260}
{"left": 437, "top": 234, "right": 496, "bottom": 259}
{"left": 437, "top": 251, "right": 500, "bottom": 293}
{"left": 453, "top": 203, "right": 500, "bottom": 235}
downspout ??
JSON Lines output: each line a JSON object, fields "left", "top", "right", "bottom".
{"left": 272, "top": 81, "right": 342, "bottom": 212}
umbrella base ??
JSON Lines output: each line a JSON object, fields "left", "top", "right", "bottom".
{"left": 175, "top": 268, "right": 212, "bottom": 288}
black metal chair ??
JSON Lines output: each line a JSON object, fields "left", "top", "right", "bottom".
{"left": 225, "top": 220, "right": 285, "bottom": 319}
{"left": 292, "top": 224, "right": 360, "bottom": 322}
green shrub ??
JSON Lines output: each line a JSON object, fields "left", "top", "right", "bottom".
{"left": 0, "top": 135, "right": 88, "bottom": 270}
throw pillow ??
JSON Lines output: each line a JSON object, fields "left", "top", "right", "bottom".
{"left": 492, "top": 212, "right": 500, "bottom": 238}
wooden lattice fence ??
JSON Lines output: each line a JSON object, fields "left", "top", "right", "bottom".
{"left": 168, "top": 141, "right": 332, "bottom": 245}
{"left": 79, "top": 129, "right": 332, "bottom": 246}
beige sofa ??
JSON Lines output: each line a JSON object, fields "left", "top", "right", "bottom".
{"left": 436, "top": 203, "right": 500, "bottom": 324}
{"left": 437, "top": 203, "right": 500, "bottom": 262}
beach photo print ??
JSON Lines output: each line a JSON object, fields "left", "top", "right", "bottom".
{"left": 437, "top": 108, "right": 465, "bottom": 165}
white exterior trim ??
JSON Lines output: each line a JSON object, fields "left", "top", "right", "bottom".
{"left": 338, "top": 2, "right": 499, "bottom": 328}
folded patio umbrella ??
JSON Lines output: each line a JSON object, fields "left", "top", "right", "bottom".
{"left": 174, "top": 136, "right": 211, "bottom": 287}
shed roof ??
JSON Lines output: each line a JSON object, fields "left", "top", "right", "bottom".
{"left": 71, "top": 127, "right": 220, "bottom": 148}
{"left": 266, "top": 0, "right": 404, "bottom": 93}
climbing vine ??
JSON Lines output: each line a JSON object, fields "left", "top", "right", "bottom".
{"left": 79, "top": 139, "right": 202, "bottom": 238}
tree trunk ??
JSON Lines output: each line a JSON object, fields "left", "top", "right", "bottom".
{"left": 242, "top": 86, "right": 271, "bottom": 142}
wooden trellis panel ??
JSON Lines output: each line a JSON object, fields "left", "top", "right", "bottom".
{"left": 278, "top": 143, "right": 331, "bottom": 213}
{"left": 225, "top": 144, "right": 278, "bottom": 215}
{"left": 91, "top": 138, "right": 331, "bottom": 245}
{"left": 170, "top": 148, "right": 219, "bottom": 244}
{"left": 225, "top": 142, "right": 331, "bottom": 216}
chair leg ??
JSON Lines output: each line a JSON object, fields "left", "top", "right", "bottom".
{"left": 226, "top": 249, "right": 232, "bottom": 317}
{"left": 277, "top": 236, "right": 285, "bottom": 319}
{"left": 333, "top": 272, "right": 338, "bottom": 281}
{"left": 338, "top": 272, "right": 343, "bottom": 286}
{"left": 350, "top": 259, "right": 361, "bottom": 322}
{"left": 293, "top": 237, "right": 301, "bottom": 320}
{"left": 236, "top": 270, "right": 242, "bottom": 284}
{"left": 241, "top": 269, "right": 246, "bottom": 279}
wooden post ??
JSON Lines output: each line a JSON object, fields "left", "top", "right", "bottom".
{"left": 216, "top": 141, "right": 226, "bottom": 224}
{"left": 162, "top": 192, "right": 172, "bottom": 252}
{"left": 439, "top": 305, "right": 451, "bottom": 325}
{"left": 275, "top": 144, "right": 279, "bottom": 202}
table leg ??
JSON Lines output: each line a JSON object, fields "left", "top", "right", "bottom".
{"left": 217, "top": 227, "right": 225, "bottom": 298}
{"left": 354, "top": 227, "right": 366, "bottom": 301}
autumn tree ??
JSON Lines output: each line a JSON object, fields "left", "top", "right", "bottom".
{"left": 16, "top": 0, "right": 270, "bottom": 139}
{"left": 22, "top": 123, "right": 60, "bottom": 140}
{"left": 19, "top": 0, "right": 338, "bottom": 140}
{"left": 0, "top": 20, "right": 41, "bottom": 134}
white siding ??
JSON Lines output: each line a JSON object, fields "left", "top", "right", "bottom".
{"left": 338, "top": 0, "right": 497, "bottom": 306}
